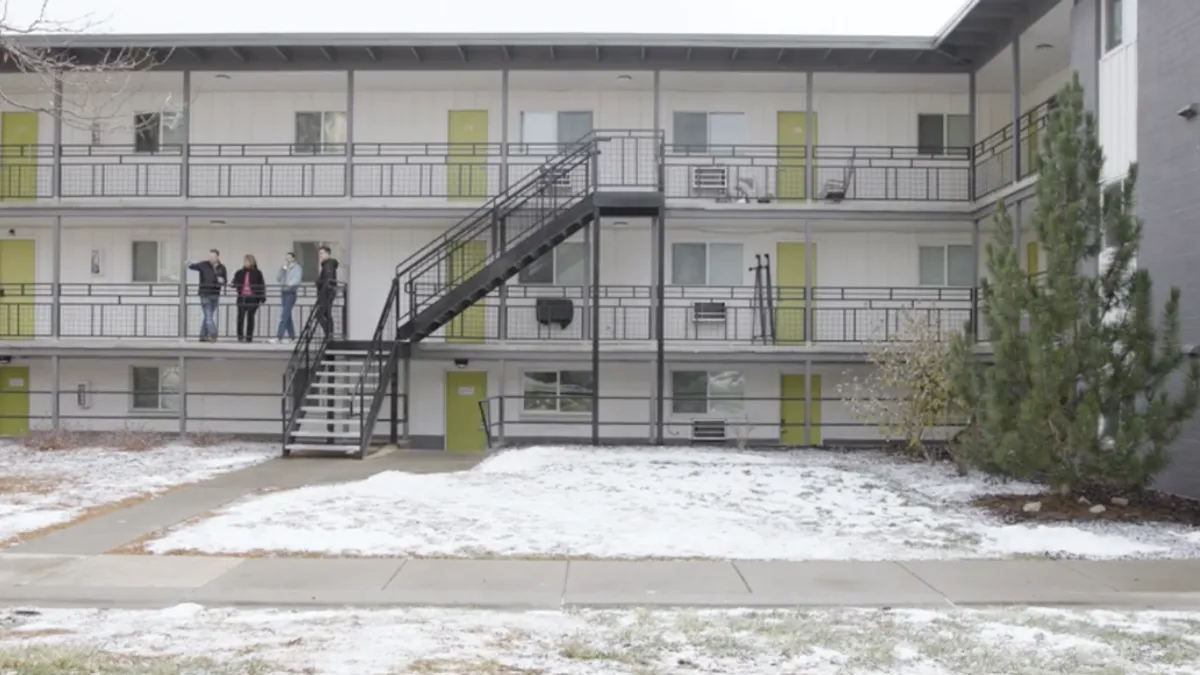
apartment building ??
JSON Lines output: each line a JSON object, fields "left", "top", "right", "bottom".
{"left": 0, "top": 0, "right": 1075, "bottom": 456}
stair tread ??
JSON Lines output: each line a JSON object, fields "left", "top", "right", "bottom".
{"left": 285, "top": 443, "right": 360, "bottom": 453}
{"left": 292, "top": 430, "right": 364, "bottom": 438}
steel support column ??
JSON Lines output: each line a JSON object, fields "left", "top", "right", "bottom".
{"left": 51, "top": 76, "right": 62, "bottom": 199}
{"left": 1011, "top": 35, "right": 1023, "bottom": 252}
{"left": 968, "top": 69, "right": 977, "bottom": 201}
{"left": 971, "top": 218, "right": 981, "bottom": 342}
{"left": 389, "top": 353, "right": 399, "bottom": 443}
{"left": 498, "top": 359, "right": 507, "bottom": 446}
{"left": 804, "top": 358, "right": 812, "bottom": 446}
{"left": 401, "top": 356, "right": 411, "bottom": 441}
{"left": 178, "top": 355, "right": 187, "bottom": 435}
{"left": 50, "top": 355, "right": 60, "bottom": 428}
{"left": 181, "top": 70, "right": 191, "bottom": 197}
{"left": 343, "top": 217, "right": 353, "bottom": 309}
{"left": 179, "top": 217, "right": 189, "bottom": 338}
{"left": 652, "top": 69, "right": 664, "bottom": 444}
{"left": 498, "top": 69, "right": 510, "bottom": 338}
{"left": 344, "top": 70, "right": 354, "bottom": 197}
{"left": 590, "top": 204, "right": 601, "bottom": 446}
{"left": 501, "top": 69, "right": 510, "bottom": 190}
{"left": 805, "top": 71, "right": 814, "bottom": 205}
{"left": 50, "top": 216, "right": 61, "bottom": 338}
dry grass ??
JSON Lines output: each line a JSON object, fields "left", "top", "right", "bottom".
{"left": 0, "top": 486, "right": 190, "bottom": 549}
{"left": 402, "top": 658, "right": 544, "bottom": 674}
{"left": 0, "top": 645, "right": 271, "bottom": 674}
{"left": 182, "top": 432, "right": 235, "bottom": 448}
{"left": 0, "top": 474, "right": 64, "bottom": 496}
{"left": 19, "top": 426, "right": 167, "bottom": 453}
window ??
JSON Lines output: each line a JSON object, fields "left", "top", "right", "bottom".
{"left": 1105, "top": 0, "right": 1123, "bottom": 50}
{"left": 918, "top": 245, "right": 975, "bottom": 287}
{"left": 917, "top": 114, "right": 971, "bottom": 156}
{"left": 671, "top": 243, "right": 743, "bottom": 286}
{"left": 295, "top": 111, "right": 347, "bottom": 154}
{"left": 520, "top": 111, "right": 594, "bottom": 150}
{"left": 131, "top": 241, "right": 179, "bottom": 283}
{"left": 133, "top": 111, "right": 186, "bottom": 153}
{"left": 131, "top": 365, "right": 180, "bottom": 411}
{"left": 671, "top": 370, "right": 745, "bottom": 415}
{"left": 672, "top": 112, "right": 746, "bottom": 153}
{"left": 293, "top": 241, "right": 338, "bottom": 283}
{"left": 522, "top": 370, "right": 595, "bottom": 413}
{"left": 518, "top": 242, "right": 587, "bottom": 285}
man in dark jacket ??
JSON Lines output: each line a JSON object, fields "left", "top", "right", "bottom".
{"left": 188, "top": 249, "right": 228, "bottom": 342}
{"left": 314, "top": 245, "right": 339, "bottom": 337}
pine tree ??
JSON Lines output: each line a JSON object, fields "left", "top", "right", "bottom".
{"left": 954, "top": 74, "right": 1200, "bottom": 494}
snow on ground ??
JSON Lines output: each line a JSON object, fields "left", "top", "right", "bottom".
{"left": 145, "top": 445, "right": 1200, "bottom": 560}
{"left": 3, "top": 604, "right": 1200, "bottom": 674}
{"left": 0, "top": 442, "right": 274, "bottom": 545}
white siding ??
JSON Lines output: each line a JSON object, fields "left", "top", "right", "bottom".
{"left": 1099, "top": 0, "right": 1138, "bottom": 183}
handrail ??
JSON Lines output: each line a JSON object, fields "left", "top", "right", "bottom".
{"left": 351, "top": 276, "right": 401, "bottom": 458}
{"left": 281, "top": 295, "right": 328, "bottom": 447}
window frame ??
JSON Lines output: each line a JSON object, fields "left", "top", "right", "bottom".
{"left": 520, "top": 369, "right": 595, "bottom": 414}
{"left": 132, "top": 111, "right": 186, "bottom": 154}
{"left": 1104, "top": 0, "right": 1123, "bottom": 51}
{"left": 131, "top": 240, "right": 179, "bottom": 283}
{"left": 294, "top": 111, "right": 347, "bottom": 155}
{"left": 130, "top": 365, "right": 181, "bottom": 413}
{"left": 517, "top": 241, "right": 588, "bottom": 286}
{"left": 670, "top": 370, "right": 746, "bottom": 415}
{"left": 293, "top": 241, "right": 339, "bottom": 284}
{"left": 917, "top": 244, "right": 975, "bottom": 287}
{"left": 916, "top": 113, "right": 971, "bottom": 157}
{"left": 670, "top": 242, "right": 743, "bottom": 286}
{"left": 520, "top": 110, "right": 595, "bottom": 152}
{"left": 672, "top": 111, "right": 746, "bottom": 153}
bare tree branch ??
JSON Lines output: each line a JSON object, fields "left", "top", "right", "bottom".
{"left": 0, "top": 0, "right": 174, "bottom": 132}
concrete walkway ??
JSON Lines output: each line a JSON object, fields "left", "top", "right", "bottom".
{"left": 3, "top": 553, "right": 1200, "bottom": 611}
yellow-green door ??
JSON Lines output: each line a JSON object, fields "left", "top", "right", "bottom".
{"left": 1, "top": 112, "right": 39, "bottom": 201}
{"left": 445, "top": 370, "right": 487, "bottom": 452}
{"left": 0, "top": 365, "right": 30, "bottom": 436}
{"left": 777, "top": 111, "right": 816, "bottom": 201}
{"left": 444, "top": 239, "right": 487, "bottom": 342}
{"left": 780, "top": 373, "right": 821, "bottom": 446}
{"left": 1024, "top": 112, "right": 1039, "bottom": 177}
{"left": 1026, "top": 240, "right": 1040, "bottom": 275}
{"left": 448, "top": 110, "right": 489, "bottom": 200}
{"left": 775, "top": 241, "right": 816, "bottom": 344}
{"left": 0, "top": 239, "right": 36, "bottom": 339}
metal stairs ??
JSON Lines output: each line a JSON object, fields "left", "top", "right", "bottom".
{"left": 280, "top": 130, "right": 664, "bottom": 458}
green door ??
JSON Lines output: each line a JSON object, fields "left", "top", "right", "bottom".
{"left": 0, "top": 366, "right": 30, "bottom": 436}
{"left": 0, "top": 239, "right": 36, "bottom": 338}
{"left": 777, "top": 111, "right": 816, "bottom": 201}
{"left": 780, "top": 374, "right": 821, "bottom": 446}
{"left": 448, "top": 110, "right": 489, "bottom": 200}
{"left": 775, "top": 241, "right": 816, "bottom": 344}
{"left": 445, "top": 370, "right": 487, "bottom": 452}
{"left": 1024, "top": 112, "right": 1040, "bottom": 177}
{"left": 444, "top": 240, "right": 487, "bottom": 342}
{"left": 1, "top": 112, "right": 38, "bottom": 201}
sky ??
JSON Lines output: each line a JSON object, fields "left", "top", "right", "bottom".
{"left": 5, "top": 0, "right": 972, "bottom": 37}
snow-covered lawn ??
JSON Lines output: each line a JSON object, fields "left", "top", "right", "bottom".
{"left": 143, "top": 446, "right": 1200, "bottom": 560}
{"left": 3, "top": 604, "right": 1200, "bottom": 674}
{"left": 0, "top": 442, "right": 274, "bottom": 546}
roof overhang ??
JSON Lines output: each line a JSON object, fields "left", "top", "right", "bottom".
{"left": 0, "top": 1, "right": 1063, "bottom": 76}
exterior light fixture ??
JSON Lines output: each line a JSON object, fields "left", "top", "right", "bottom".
{"left": 1035, "top": 43, "right": 1054, "bottom": 50}
{"left": 616, "top": 74, "right": 632, "bottom": 81}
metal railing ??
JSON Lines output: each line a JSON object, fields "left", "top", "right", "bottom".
{"left": 0, "top": 113, "right": 1051, "bottom": 202}
{"left": 402, "top": 283, "right": 975, "bottom": 344}
{"left": 0, "top": 282, "right": 347, "bottom": 340}
{"left": 0, "top": 386, "right": 403, "bottom": 438}
{"left": 475, "top": 393, "right": 964, "bottom": 450}
{"left": 281, "top": 281, "right": 347, "bottom": 447}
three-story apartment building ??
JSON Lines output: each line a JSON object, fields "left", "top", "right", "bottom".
{"left": 0, "top": 0, "right": 1079, "bottom": 456}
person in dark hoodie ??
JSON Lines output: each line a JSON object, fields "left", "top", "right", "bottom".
{"left": 314, "top": 245, "right": 339, "bottom": 337}
{"left": 230, "top": 253, "right": 267, "bottom": 343}
{"left": 188, "top": 249, "right": 228, "bottom": 343}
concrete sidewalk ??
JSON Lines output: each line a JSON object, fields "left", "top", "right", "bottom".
{"left": 3, "top": 553, "right": 1200, "bottom": 611}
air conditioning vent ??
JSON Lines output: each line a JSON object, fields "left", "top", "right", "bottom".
{"left": 691, "top": 419, "right": 727, "bottom": 443}
{"left": 691, "top": 166, "right": 728, "bottom": 194}
{"left": 693, "top": 301, "right": 727, "bottom": 322}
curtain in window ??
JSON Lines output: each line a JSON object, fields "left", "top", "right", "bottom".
{"left": 671, "top": 243, "right": 707, "bottom": 285}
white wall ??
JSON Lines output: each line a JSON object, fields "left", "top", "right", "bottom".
{"left": 1098, "top": 0, "right": 1138, "bottom": 183}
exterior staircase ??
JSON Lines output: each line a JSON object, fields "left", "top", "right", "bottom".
{"left": 280, "top": 131, "right": 664, "bottom": 458}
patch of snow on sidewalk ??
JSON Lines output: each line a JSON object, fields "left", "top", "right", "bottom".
{"left": 3, "top": 605, "right": 1200, "bottom": 675}
{"left": 145, "top": 446, "right": 1200, "bottom": 560}
{"left": 0, "top": 442, "right": 274, "bottom": 545}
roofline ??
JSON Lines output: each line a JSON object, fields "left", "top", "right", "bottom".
{"left": 14, "top": 31, "right": 941, "bottom": 52}
{"left": 932, "top": 0, "right": 984, "bottom": 46}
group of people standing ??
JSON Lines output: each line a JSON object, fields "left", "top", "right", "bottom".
{"left": 187, "top": 246, "right": 339, "bottom": 343}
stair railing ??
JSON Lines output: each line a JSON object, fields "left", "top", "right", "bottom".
{"left": 401, "top": 141, "right": 596, "bottom": 322}
{"left": 349, "top": 135, "right": 602, "bottom": 457}
{"left": 280, "top": 283, "right": 343, "bottom": 447}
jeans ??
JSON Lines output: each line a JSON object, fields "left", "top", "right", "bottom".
{"left": 277, "top": 290, "right": 297, "bottom": 339}
{"left": 236, "top": 302, "right": 259, "bottom": 341}
{"left": 315, "top": 288, "right": 335, "bottom": 337}
{"left": 199, "top": 295, "right": 219, "bottom": 339}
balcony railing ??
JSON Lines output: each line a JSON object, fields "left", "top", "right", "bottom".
{"left": 0, "top": 110, "right": 1051, "bottom": 202}
{"left": 0, "top": 283, "right": 348, "bottom": 340}
{"left": 407, "top": 283, "right": 974, "bottom": 344}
